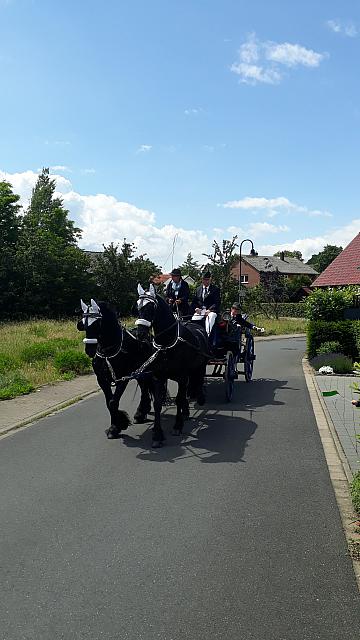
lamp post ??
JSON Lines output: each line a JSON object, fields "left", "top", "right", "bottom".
{"left": 238, "top": 239, "right": 257, "bottom": 302}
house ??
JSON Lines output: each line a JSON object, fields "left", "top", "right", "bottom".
{"left": 311, "top": 232, "right": 360, "bottom": 287}
{"left": 161, "top": 274, "right": 195, "bottom": 288}
{"left": 230, "top": 252, "right": 318, "bottom": 288}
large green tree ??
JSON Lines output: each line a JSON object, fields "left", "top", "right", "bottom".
{"left": 15, "top": 168, "right": 92, "bottom": 316}
{"left": 307, "top": 244, "right": 343, "bottom": 273}
{"left": 0, "top": 182, "right": 22, "bottom": 313}
{"left": 202, "top": 236, "right": 239, "bottom": 308}
{"left": 179, "top": 252, "right": 202, "bottom": 281}
{"left": 93, "top": 241, "right": 161, "bottom": 316}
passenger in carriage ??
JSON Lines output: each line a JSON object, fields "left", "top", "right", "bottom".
{"left": 230, "top": 302, "right": 265, "bottom": 333}
{"left": 165, "top": 268, "right": 190, "bottom": 317}
{"left": 190, "top": 270, "right": 221, "bottom": 340}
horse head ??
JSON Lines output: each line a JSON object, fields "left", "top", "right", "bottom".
{"left": 135, "top": 283, "right": 157, "bottom": 341}
{"left": 77, "top": 298, "right": 103, "bottom": 357}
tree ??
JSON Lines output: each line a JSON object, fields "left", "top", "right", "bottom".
{"left": 202, "top": 236, "right": 239, "bottom": 308}
{"left": 307, "top": 245, "right": 343, "bottom": 274}
{"left": 0, "top": 182, "right": 22, "bottom": 313}
{"left": 244, "top": 258, "right": 288, "bottom": 318}
{"left": 179, "top": 252, "right": 202, "bottom": 281}
{"left": 22, "top": 168, "right": 81, "bottom": 244}
{"left": 93, "top": 241, "right": 161, "bottom": 316}
{"left": 14, "top": 168, "right": 93, "bottom": 317}
{"left": 273, "top": 249, "right": 303, "bottom": 261}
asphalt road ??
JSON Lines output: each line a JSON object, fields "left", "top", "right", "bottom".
{"left": 1, "top": 337, "right": 359, "bottom": 640}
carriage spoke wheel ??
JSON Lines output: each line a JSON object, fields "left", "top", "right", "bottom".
{"left": 225, "top": 350, "right": 236, "bottom": 402}
{"left": 244, "top": 335, "right": 255, "bottom": 382}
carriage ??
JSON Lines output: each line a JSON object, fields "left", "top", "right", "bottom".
{"left": 206, "top": 311, "right": 256, "bottom": 402}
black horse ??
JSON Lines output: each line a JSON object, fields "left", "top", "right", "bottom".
{"left": 135, "top": 284, "right": 209, "bottom": 447}
{"left": 77, "top": 298, "right": 153, "bottom": 439}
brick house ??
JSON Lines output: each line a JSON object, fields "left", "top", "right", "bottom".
{"left": 230, "top": 252, "right": 318, "bottom": 288}
{"left": 311, "top": 232, "right": 360, "bottom": 288}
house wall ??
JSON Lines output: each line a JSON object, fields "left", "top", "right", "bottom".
{"left": 230, "top": 260, "right": 260, "bottom": 287}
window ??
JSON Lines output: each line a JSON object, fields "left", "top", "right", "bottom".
{"left": 241, "top": 274, "right": 249, "bottom": 283}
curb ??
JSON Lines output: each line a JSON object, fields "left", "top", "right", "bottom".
{"left": 0, "top": 387, "right": 100, "bottom": 440}
{"left": 302, "top": 357, "right": 360, "bottom": 589}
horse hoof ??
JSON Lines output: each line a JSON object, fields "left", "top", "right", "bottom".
{"left": 106, "top": 427, "right": 120, "bottom": 439}
{"left": 152, "top": 440, "right": 163, "bottom": 448}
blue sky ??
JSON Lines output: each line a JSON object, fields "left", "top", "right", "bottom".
{"left": 1, "top": 0, "right": 360, "bottom": 269}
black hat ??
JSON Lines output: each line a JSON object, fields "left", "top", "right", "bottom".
{"left": 170, "top": 268, "right": 182, "bottom": 276}
{"left": 202, "top": 270, "right": 211, "bottom": 279}
{"left": 231, "top": 302, "right": 241, "bottom": 310}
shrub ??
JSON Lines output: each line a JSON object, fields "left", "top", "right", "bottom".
{"left": 54, "top": 350, "right": 92, "bottom": 375}
{"left": 350, "top": 472, "right": 360, "bottom": 514}
{"left": 307, "top": 320, "right": 360, "bottom": 360}
{"left": 248, "top": 302, "right": 307, "bottom": 318}
{"left": 0, "top": 353, "right": 17, "bottom": 374}
{"left": 0, "top": 372, "right": 34, "bottom": 400}
{"left": 310, "top": 353, "right": 354, "bottom": 374}
{"left": 21, "top": 338, "right": 80, "bottom": 362}
{"left": 317, "top": 341, "right": 343, "bottom": 355}
{"left": 305, "top": 288, "right": 355, "bottom": 321}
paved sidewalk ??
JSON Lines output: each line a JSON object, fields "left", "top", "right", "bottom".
{"left": 315, "top": 374, "right": 360, "bottom": 476}
{"left": 0, "top": 374, "right": 99, "bottom": 437}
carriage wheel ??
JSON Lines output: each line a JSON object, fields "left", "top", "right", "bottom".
{"left": 225, "top": 351, "right": 236, "bottom": 402}
{"left": 244, "top": 335, "right": 255, "bottom": 382}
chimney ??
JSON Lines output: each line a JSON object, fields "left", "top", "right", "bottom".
{"left": 280, "top": 251, "right": 285, "bottom": 261}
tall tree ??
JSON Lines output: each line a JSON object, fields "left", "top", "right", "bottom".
{"left": 307, "top": 245, "right": 343, "bottom": 273}
{"left": 0, "top": 182, "right": 22, "bottom": 313}
{"left": 179, "top": 252, "right": 202, "bottom": 281}
{"left": 202, "top": 236, "right": 239, "bottom": 307}
{"left": 93, "top": 241, "right": 161, "bottom": 316}
{"left": 23, "top": 167, "right": 81, "bottom": 244}
{"left": 15, "top": 168, "right": 92, "bottom": 316}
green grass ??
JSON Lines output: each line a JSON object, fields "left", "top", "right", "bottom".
{"left": 251, "top": 315, "right": 308, "bottom": 336}
{"left": 350, "top": 472, "right": 360, "bottom": 514}
{"left": 0, "top": 316, "right": 306, "bottom": 400}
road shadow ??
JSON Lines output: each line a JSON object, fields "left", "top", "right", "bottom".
{"left": 120, "top": 375, "right": 298, "bottom": 463}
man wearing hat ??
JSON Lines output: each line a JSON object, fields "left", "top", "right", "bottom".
{"left": 165, "top": 268, "right": 190, "bottom": 317}
{"left": 230, "top": 302, "right": 264, "bottom": 332}
{"left": 190, "top": 271, "right": 221, "bottom": 338}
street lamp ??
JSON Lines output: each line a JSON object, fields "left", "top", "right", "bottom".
{"left": 238, "top": 239, "right": 257, "bottom": 302}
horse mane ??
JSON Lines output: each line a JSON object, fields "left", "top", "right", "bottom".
{"left": 97, "top": 301, "right": 123, "bottom": 342}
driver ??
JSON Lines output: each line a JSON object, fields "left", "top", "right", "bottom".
{"left": 165, "top": 268, "right": 190, "bottom": 317}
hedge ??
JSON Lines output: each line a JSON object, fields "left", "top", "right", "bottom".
{"left": 252, "top": 303, "right": 307, "bottom": 318}
{"left": 307, "top": 320, "right": 360, "bottom": 359}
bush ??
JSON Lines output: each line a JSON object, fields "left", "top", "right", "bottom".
{"left": 310, "top": 353, "right": 354, "bottom": 374}
{"left": 248, "top": 302, "right": 307, "bottom": 318}
{"left": 317, "top": 341, "right": 343, "bottom": 355}
{"left": 21, "top": 338, "right": 79, "bottom": 362}
{"left": 307, "top": 320, "right": 360, "bottom": 360}
{"left": 54, "top": 350, "right": 92, "bottom": 375}
{"left": 0, "top": 353, "right": 17, "bottom": 374}
{"left": 350, "top": 472, "right": 360, "bottom": 514}
{"left": 305, "top": 288, "right": 355, "bottom": 321}
{"left": 0, "top": 372, "right": 34, "bottom": 400}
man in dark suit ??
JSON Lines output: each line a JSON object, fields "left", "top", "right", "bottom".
{"left": 165, "top": 268, "right": 190, "bottom": 317}
{"left": 191, "top": 271, "right": 221, "bottom": 337}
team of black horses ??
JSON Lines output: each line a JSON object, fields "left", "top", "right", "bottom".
{"left": 77, "top": 284, "right": 210, "bottom": 447}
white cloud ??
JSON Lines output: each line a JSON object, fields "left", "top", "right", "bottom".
{"left": 136, "top": 144, "right": 152, "bottom": 154}
{"left": 327, "top": 19, "right": 357, "bottom": 37}
{"left": 258, "top": 219, "right": 360, "bottom": 261}
{"left": 0, "top": 169, "right": 72, "bottom": 207}
{"left": 81, "top": 168, "right": 96, "bottom": 174}
{"left": 220, "top": 195, "right": 332, "bottom": 218}
{"left": 231, "top": 33, "right": 326, "bottom": 85}
{"left": 184, "top": 108, "right": 204, "bottom": 115}
{"left": 50, "top": 165, "right": 71, "bottom": 173}
{"left": 226, "top": 222, "right": 290, "bottom": 238}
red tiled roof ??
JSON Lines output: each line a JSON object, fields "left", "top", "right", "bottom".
{"left": 311, "top": 233, "right": 360, "bottom": 286}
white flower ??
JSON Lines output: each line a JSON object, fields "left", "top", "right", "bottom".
{"left": 318, "top": 366, "right": 334, "bottom": 375}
